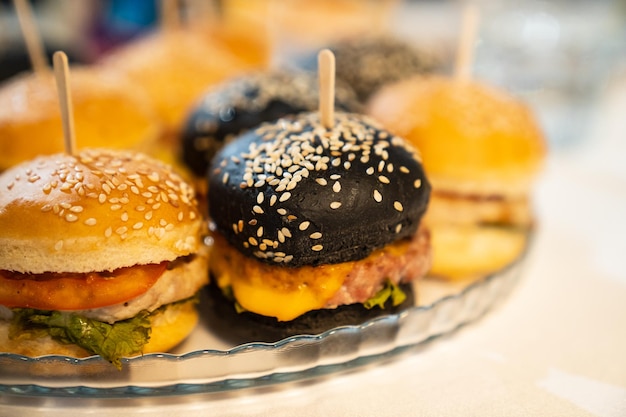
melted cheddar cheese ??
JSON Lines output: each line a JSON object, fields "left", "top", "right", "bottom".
{"left": 209, "top": 233, "right": 412, "bottom": 321}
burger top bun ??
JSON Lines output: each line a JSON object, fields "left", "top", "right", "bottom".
{"left": 367, "top": 76, "right": 546, "bottom": 197}
{"left": 0, "top": 69, "right": 162, "bottom": 171}
{"left": 0, "top": 148, "right": 202, "bottom": 274}
{"left": 208, "top": 112, "right": 431, "bottom": 268}
{"left": 100, "top": 29, "right": 250, "bottom": 133}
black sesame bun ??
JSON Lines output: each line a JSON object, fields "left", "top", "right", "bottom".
{"left": 295, "top": 35, "right": 442, "bottom": 102}
{"left": 0, "top": 149, "right": 208, "bottom": 367}
{"left": 181, "top": 70, "right": 361, "bottom": 178}
{"left": 207, "top": 112, "right": 432, "bottom": 342}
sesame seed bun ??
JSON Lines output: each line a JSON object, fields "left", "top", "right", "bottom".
{"left": 208, "top": 112, "right": 430, "bottom": 267}
{"left": 367, "top": 76, "right": 546, "bottom": 198}
{"left": 296, "top": 36, "right": 441, "bottom": 102}
{"left": 0, "top": 69, "right": 162, "bottom": 172}
{"left": 0, "top": 148, "right": 203, "bottom": 274}
{"left": 181, "top": 70, "right": 361, "bottom": 178}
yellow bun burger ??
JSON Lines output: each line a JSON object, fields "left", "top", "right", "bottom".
{"left": 0, "top": 149, "right": 208, "bottom": 368}
{"left": 367, "top": 76, "right": 546, "bottom": 280}
{"left": 0, "top": 70, "right": 162, "bottom": 172}
{"left": 100, "top": 28, "right": 249, "bottom": 135}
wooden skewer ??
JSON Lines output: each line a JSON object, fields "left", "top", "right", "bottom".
{"left": 318, "top": 49, "right": 335, "bottom": 129}
{"left": 454, "top": 2, "right": 480, "bottom": 81}
{"left": 53, "top": 51, "right": 76, "bottom": 155}
{"left": 13, "top": 0, "right": 48, "bottom": 76}
{"left": 186, "top": 0, "right": 218, "bottom": 28}
{"left": 160, "top": 0, "right": 182, "bottom": 31}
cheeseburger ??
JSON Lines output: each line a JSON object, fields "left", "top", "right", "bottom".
{"left": 0, "top": 149, "right": 208, "bottom": 368}
{"left": 181, "top": 70, "right": 361, "bottom": 180}
{"left": 207, "top": 112, "right": 432, "bottom": 341}
{"left": 367, "top": 75, "right": 546, "bottom": 279}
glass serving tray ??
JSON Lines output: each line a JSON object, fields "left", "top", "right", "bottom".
{"left": 0, "top": 243, "right": 528, "bottom": 399}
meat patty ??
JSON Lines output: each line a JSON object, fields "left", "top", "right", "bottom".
{"left": 325, "top": 226, "right": 431, "bottom": 308}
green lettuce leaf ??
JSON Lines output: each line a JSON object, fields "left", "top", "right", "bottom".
{"left": 363, "top": 279, "right": 407, "bottom": 310}
{"left": 10, "top": 309, "right": 151, "bottom": 370}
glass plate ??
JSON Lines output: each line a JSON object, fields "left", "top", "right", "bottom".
{"left": 0, "top": 241, "right": 529, "bottom": 399}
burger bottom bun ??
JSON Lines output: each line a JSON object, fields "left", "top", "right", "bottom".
{"left": 204, "top": 279, "right": 415, "bottom": 344}
{"left": 428, "top": 224, "right": 530, "bottom": 281}
{"left": 0, "top": 298, "right": 198, "bottom": 359}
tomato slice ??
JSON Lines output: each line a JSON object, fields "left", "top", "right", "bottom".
{"left": 0, "top": 262, "right": 168, "bottom": 310}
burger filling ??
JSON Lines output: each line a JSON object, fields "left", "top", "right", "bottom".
{"left": 0, "top": 252, "right": 207, "bottom": 368}
{"left": 210, "top": 226, "right": 431, "bottom": 322}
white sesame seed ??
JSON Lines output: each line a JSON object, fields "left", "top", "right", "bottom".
{"left": 379, "top": 175, "right": 390, "bottom": 184}
{"left": 105, "top": 227, "right": 113, "bottom": 238}
{"left": 257, "top": 226, "right": 264, "bottom": 237}
{"left": 133, "top": 222, "right": 144, "bottom": 230}
{"left": 145, "top": 211, "right": 153, "bottom": 220}
{"left": 312, "top": 244, "right": 323, "bottom": 251}
{"left": 395, "top": 224, "right": 403, "bottom": 233}
{"left": 316, "top": 178, "right": 328, "bottom": 186}
{"left": 373, "top": 190, "right": 383, "bottom": 202}
{"left": 299, "top": 221, "right": 310, "bottom": 231}
{"left": 54, "top": 240, "right": 63, "bottom": 251}
{"left": 84, "top": 218, "right": 97, "bottom": 226}
{"left": 310, "top": 232, "right": 322, "bottom": 239}
{"left": 282, "top": 227, "right": 292, "bottom": 238}
{"left": 65, "top": 214, "right": 78, "bottom": 222}
{"left": 366, "top": 167, "right": 375, "bottom": 175}
{"left": 330, "top": 201, "right": 342, "bottom": 209}
{"left": 253, "top": 205, "right": 264, "bottom": 214}
{"left": 277, "top": 208, "right": 287, "bottom": 215}
{"left": 414, "top": 179, "right": 422, "bottom": 188}
{"left": 394, "top": 201, "right": 404, "bottom": 212}
{"left": 279, "top": 192, "right": 291, "bottom": 202}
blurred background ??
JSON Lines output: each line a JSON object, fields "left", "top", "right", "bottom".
{"left": 0, "top": 0, "right": 625, "bottom": 150}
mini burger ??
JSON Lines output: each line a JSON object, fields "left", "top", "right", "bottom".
{"left": 367, "top": 76, "right": 546, "bottom": 280}
{"left": 0, "top": 149, "right": 208, "bottom": 368}
{"left": 181, "top": 70, "right": 361, "bottom": 181}
{"left": 207, "top": 112, "right": 432, "bottom": 341}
